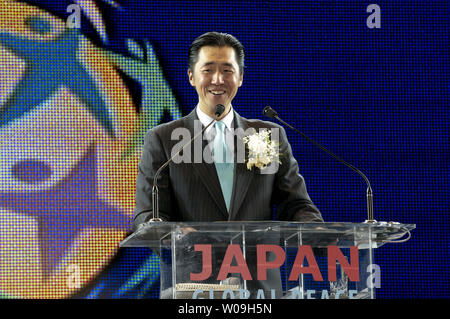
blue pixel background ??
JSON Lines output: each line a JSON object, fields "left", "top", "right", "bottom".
{"left": 20, "top": 0, "right": 450, "bottom": 298}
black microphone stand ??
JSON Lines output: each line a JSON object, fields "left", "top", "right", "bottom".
{"left": 263, "top": 106, "right": 375, "bottom": 223}
{"left": 150, "top": 105, "right": 226, "bottom": 222}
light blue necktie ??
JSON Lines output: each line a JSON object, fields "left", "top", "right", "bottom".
{"left": 213, "top": 121, "right": 234, "bottom": 213}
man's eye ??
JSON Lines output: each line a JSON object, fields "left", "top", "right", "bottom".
{"left": 202, "top": 69, "right": 210, "bottom": 73}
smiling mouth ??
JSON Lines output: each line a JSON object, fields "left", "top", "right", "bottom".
{"left": 209, "top": 90, "right": 226, "bottom": 95}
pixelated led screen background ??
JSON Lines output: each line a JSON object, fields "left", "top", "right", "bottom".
{"left": 0, "top": 0, "right": 448, "bottom": 298}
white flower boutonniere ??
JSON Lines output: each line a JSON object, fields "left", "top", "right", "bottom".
{"left": 243, "top": 129, "right": 281, "bottom": 170}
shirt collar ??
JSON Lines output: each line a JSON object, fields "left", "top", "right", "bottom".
{"left": 196, "top": 104, "right": 234, "bottom": 134}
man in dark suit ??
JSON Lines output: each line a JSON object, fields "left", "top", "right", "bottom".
{"left": 132, "top": 32, "right": 323, "bottom": 297}
{"left": 133, "top": 31, "right": 322, "bottom": 229}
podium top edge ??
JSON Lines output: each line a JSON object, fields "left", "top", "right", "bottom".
{"left": 119, "top": 221, "right": 416, "bottom": 248}
{"left": 138, "top": 220, "right": 416, "bottom": 228}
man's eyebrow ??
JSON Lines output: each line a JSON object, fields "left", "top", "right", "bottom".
{"left": 200, "top": 62, "right": 236, "bottom": 68}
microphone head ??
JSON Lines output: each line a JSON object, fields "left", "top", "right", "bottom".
{"left": 214, "top": 104, "right": 225, "bottom": 117}
{"left": 263, "top": 106, "right": 278, "bottom": 119}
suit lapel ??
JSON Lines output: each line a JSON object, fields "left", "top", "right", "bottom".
{"left": 183, "top": 109, "right": 255, "bottom": 220}
{"left": 184, "top": 110, "right": 229, "bottom": 218}
{"left": 228, "top": 112, "right": 255, "bottom": 220}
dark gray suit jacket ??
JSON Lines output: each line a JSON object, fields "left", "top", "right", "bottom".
{"left": 132, "top": 108, "right": 323, "bottom": 230}
{"left": 132, "top": 108, "right": 323, "bottom": 297}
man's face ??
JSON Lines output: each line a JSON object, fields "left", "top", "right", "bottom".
{"left": 188, "top": 46, "right": 243, "bottom": 118}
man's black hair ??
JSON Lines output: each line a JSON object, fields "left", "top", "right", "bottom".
{"left": 188, "top": 31, "right": 245, "bottom": 74}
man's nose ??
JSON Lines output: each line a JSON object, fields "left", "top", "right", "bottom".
{"left": 211, "top": 71, "right": 224, "bottom": 84}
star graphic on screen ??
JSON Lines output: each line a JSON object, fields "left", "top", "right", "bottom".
{"left": 0, "top": 144, "right": 131, "bottom": 279}
{"left": 109, "top": 40, "right": 181, "bottom": 129}
{"left": 0, "top": 16, "right": 115, "bottom": 137}
{"left": 108, "top": 39, "right": 182, "bottom": 156}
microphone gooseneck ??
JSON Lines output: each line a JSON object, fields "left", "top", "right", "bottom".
{"left": 150, "top": 104, "right": 225, "bottom": 222}
{"left": 215, "top": 104, "right": 225, "bottom": 118}
{"left": 263, "top": 106, "right": 375, "bottom": 223}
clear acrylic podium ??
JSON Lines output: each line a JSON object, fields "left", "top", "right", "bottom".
{"left": 120, "top": 221, "right": 415, "bottom": 299}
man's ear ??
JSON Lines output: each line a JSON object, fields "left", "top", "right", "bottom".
{"left": 238, "top": 70, "right": 244, "bottom": 87}
{"left": 188, "top": 69, "right": 195, "bottom": 86}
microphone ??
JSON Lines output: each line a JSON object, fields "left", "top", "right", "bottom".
{"left": 263, "top": 106, "right": 375, "bottom": 223}
{"left": 149, "top": 104, "right": 226, "bottom": 222}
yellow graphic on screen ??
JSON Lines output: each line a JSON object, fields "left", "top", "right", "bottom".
{"left": 0, "top": 0, "right": 181, "bottom": 298}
